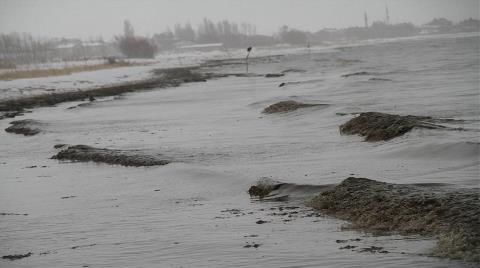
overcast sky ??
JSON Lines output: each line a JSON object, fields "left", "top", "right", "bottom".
{"left": 0, "top": 0, "right": 478, "bottom": 39}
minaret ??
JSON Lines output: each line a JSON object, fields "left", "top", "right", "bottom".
{"left": 364, "top": 12, "right": 369, "bottom": 28}
{"left": 385, "top": 5, "right": 390, "bottom": 24}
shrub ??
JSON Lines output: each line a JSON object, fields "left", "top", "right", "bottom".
{"left": 117, "top": 36, "right": 156, "bottom": 58}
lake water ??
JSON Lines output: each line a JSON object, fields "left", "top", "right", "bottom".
{"left": 0, "top": 33, "right": 478, "bottom": 267}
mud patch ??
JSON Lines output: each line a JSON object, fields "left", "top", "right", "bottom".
{"left": 243, "top": 243, "right": 261, "bottom": 248}
{"left": 0, "top": 212, "right": 28, "bottom": 216}
{"left": 71, "top": 244, "right": 96, "bottom": 250}
{"left": 358, "top": 246, "right": 389, "bottom": 254}
{"left": 2, "top": 252, "right": 33, "bottom": 261}
{"left": 264, "top": 73, "right": 285, "bottom": 78}
{"left": 339, "top": 112, "right": 444, "bottom": 141}
{"left": 341, "top": 71, "right": 377, "bottom": 78}
{"left": 51, "top": 144, "right": 171, "bottom": 167}
{"left": 281, "top": 68, "right": 306, "bottom": 74}
{"left": 308, "top": 177, "right": 480, "bottom": 262}
{"left": 340, "top": 245, "right": 358, "bottom": 250}
{"left": 219, "top": 73, "right": 264, "bottom": 78}
{"left": 278, "top": 79, "right": 323, "bottom": 88}
{"left": 5, "top": 119, "right": 43, "bottom": 136}
{"left": 369, "top": 78, "right": 392, "bottom": 82}
{"left": 0, "top": 111, "right": 24, "bottom": 120}
{"left": 263, "top": 100, "right": 327, "bottom": 114}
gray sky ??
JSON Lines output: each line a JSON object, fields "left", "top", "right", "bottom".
{"left": 0, "top": 0, "right": 478, "bottom": 39}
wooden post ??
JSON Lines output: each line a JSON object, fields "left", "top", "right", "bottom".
{"left": 246, "top": 46, "right": 252, "bottom": 74}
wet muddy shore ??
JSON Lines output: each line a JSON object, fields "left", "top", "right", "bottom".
{"left": 248, "top": 176, "right": 480, "bottom": 263}
{"left": 0, "top": 67, "right": 212, "bottom": 117}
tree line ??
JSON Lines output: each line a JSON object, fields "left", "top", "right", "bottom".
{"left": 0, "top": 32, "right": 114, "bottom": 67}
{"left": 1, "top": 17, "right": 478, "bottom": 65}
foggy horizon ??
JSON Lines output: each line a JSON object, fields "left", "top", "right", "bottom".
{"left": 1, "top": 0, "right": 479, "bottom": 40}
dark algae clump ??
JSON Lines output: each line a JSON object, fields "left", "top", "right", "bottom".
{"left": 308, "top": 177, "right": 480, "bottom": 262}
{"left": 339, "top": 112, "right": 441, "bottom": 141}
{"left": 5, "top": 119, "right": 43, "bottom": 136}
{"left": 248, "top": 178, "right": 285, "bottom": 198}
{"left": 52, "top": 145, "right": 170, "bottom": 167}
{"left": 2, "top": 252, "right": 33, "bottom": 261}
{"left": 341, "top": 71, "right": 376, "bottom": 78}
{"left": 263, "top": 100, "right": 326, "bottom": 114}
{"left": 264, "top": 73, "right": 285, "bottom": 78}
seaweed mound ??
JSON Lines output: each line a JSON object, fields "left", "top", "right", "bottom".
{"left": 308, "top": 177, "right": 480, "bottom": 262}
{"left": 52, "top": 145, "right": 170, "bottom": 167}
{"left": 339, "top": 112, "right": 433, "bottom": 141}
{"left": 5, "top": 119, "right": 42, "bottom": 136}
{"left": 248, "top": 177, "right": 284, "bottom": 198}
{"left": 2, "top": 252, "right": 33, "bottom": 261}
{"left": 0, "top": 111, "right": 23, "bottom": 120}
{"left": 369, "top": 78, "right": 392, "bottom": 81}
{"left": 341, "top": 71, "right": 376, "bottom": 78}
{"left": 281, "top": 68, "right": 306, "bottom": 74}
{"left": 264, "top": 73, "right": 285, "bottom": 78}
{"left": 263, "top": 101, "right": 323, "bottom": 114}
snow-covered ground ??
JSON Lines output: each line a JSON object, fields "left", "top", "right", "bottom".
{"left": 0, "top": 47, "right": 312, "bottom": 100}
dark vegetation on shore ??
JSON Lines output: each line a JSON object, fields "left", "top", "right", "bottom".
{"left": 5, "top": 119, "right": 42, "bottom": 136}
{"left": 0, "top": 111, "right": 25, "bottom": 120}
{"left": 339, "top": 112, "right": 447, "bottom": 141}
{"left": 248, "top": 181, "right": 285, "bottom": 198}
{"left": 2, "top": 252, "right": 33, "bottom": 261}
{"left": 263, "top": 101, "right": 327, "bottom": 114}
{"left": 264, "top": 73, "right": 285, "bottom": 78}
{"left": 341, "top": 71, "right": 377, "bottom": 78}
{"left": 248, "top": 176, "right": 480, "bottom": 262}
{"left": 52, "top": 145, "right": 171, "bottom": 167}
{"left": 307, "top": 177, "right": 480, "bottom": 262}
{"left": 0, "top": 67, "right": 211, "bottom": 117}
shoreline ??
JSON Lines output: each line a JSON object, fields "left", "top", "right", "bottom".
{"left": 0, "top": 66, "right": 212, "bottom": 116}
{"left": 1, "top": 33, "right": 478, "bottom": 267}
{"left": 249, "top": 177, "right": 480, "bottom": 263}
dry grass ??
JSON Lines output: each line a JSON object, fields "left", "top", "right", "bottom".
{"left": 0, "top": 62, "right": 136, "bottom": 81}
